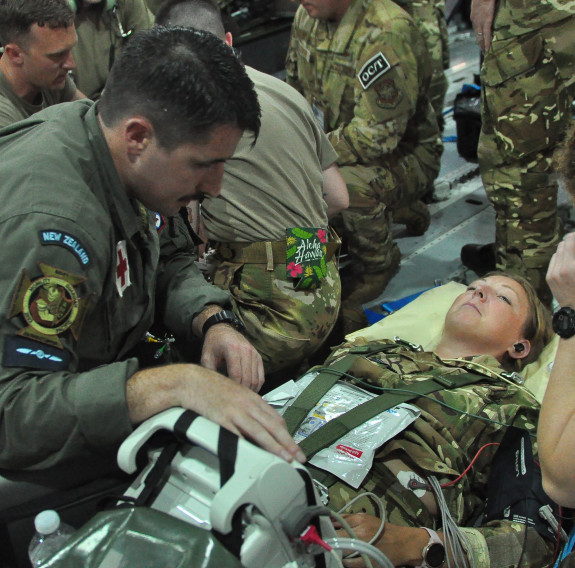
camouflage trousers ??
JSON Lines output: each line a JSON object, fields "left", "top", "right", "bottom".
{"left": 478, "top": 13, "right": 575, "bottom": 303}
{"left": 211, "top": 258, "right": 341, "bottom": 375}
{"left": 335, "top": 152, "right": 441, "bottom": 273}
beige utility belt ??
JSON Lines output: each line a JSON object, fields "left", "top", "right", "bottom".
{"left": 213, "top": 229, "right": 340, "bottom": 271}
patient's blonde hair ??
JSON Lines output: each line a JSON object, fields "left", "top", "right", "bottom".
{"left": 485, "top": 272, "right": 553, "bottom": 372}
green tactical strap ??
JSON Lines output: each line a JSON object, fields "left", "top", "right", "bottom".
{"left": 283, "top": 342, "right": 402, "bottom": 436}
{"left": 283, "top": 355, "right": 357, "bottom": 435}
{"left": 307, "top": 464, "right": 335, "bottom": 487}
{"left": 298, "top": 370, "right": 491, "bottom": 459}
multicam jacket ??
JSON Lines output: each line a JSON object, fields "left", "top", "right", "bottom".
{"left": 310, "top": 337, "right": 554, "bottom": 568}
{"left": 285, "top": 0, "right": 442, "bottom": 171}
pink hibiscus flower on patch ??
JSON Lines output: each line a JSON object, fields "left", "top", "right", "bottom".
{"left": 287, "top": 262, "right": 303, "bottom": 277}
{"left": 318, "top": 229, "right": 327, "bottom": 243}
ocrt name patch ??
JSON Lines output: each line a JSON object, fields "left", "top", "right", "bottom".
{"left": 357, "top": 52, "right": 391, "bottom": 90}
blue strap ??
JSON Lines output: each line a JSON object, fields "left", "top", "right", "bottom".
{"left": 554, "top": 527, "right": 575, "bottom": 567}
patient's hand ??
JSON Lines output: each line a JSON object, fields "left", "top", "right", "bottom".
{"left": 335, "top": 514, "right": 429, "bottom": 567}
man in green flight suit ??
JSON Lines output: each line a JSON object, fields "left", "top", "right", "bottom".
{"left": 0, "top": 27, "right": 305, "bottom": 476}
{"left": 0, "top": 0, "right": 86, "bottom": 129}
{"left": 286, "top": 0, "right": 443, "bottom": 333}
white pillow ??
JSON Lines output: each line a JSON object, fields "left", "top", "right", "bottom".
{"left": 348, "top": 282, "right": 558, "bottom": 403}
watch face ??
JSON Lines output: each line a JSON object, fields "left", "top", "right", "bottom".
{"left": 553, "top": 307, "right": 575, "bottom": 338}
{"left": 555, "top": 311, "right": 569, "bottom": 331}
{"left": 426, "top": 543, "right": 445, "bottom": 567}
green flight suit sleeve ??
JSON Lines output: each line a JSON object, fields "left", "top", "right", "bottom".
{"left": 0, "top": 101, "right": 26, "bottom": 131}
{"left": 0, "top": 213, "right": 136, "bottom": 471}
{"left": 155, "top": 212, "right": 231, "bottom": 344}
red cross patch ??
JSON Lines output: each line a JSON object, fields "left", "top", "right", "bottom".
{"left": 115, "top": 240, "right": 131, "bottom": 297}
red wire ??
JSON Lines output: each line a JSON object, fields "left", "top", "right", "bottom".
{"left": 300, "top": 525, "right": 332, "bottom": 551}
{"left": 439, "top": 445, "right": 565, "bottom": 562}
{"left": 441, "top": 442, "right": 500, "bottom": 487}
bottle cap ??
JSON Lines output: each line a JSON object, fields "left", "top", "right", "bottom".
{"left": 34, "top": 510, "right": 61, "bottom": 535}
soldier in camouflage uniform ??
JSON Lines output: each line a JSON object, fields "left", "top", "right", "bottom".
{"left": 286, "top": 0, "right": 443, "bottom": 332}
{"left": 463, "top": 0, "right": 575, "bottom": 305}
{"left": 155, "top": 0, "right": 349, "bottom": 383}
{"left": 287, "top": 273, "right": 556, "bottom": 566}
{"left": 394, "top": 0, "right": 449, "bottom": 134}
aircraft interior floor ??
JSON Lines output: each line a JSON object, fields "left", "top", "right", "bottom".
{"left": 366, "top": 29, "right": 574, "bottom": 314}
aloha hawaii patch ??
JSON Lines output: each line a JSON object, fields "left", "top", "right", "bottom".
{"left": 357, "top": 52, "right": 391, "bottom": 90}
{"left": 38, "top": 230, "right": 90, "bottom": 266}
{"left": 286, "top": 227, "right": 328, "bottom": 290}
{"left": 8, "top": 262, "right": 89, "bottom": 348}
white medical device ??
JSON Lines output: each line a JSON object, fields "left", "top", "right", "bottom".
{"left": 118, "top": 407, "right": 339, "bottom": 568}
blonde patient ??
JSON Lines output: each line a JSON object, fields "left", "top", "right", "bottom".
{"left": 326, "top": 271, "right": 552, "bottom": 567}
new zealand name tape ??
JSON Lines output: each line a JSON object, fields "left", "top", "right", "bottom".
{"left": 39, "top": 230, "right": 90, "bottom": 266}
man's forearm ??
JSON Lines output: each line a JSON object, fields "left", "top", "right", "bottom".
{"left": 539, "top": 337, "right": 575, "bottom": 506}
{"left": 125, "top": 363, "right": 305, "bottom": 464}
{"left": 126, "top": 364, "right": 185, "bottom": 425}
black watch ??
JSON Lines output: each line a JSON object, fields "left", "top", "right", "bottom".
{"left": 416, "top": 528, "right": 446, "bottom": 568}
{"left": 552, "top": 307, "right": 575, "bottom": 339}
{"left": 202, "top": 309, "right": 245, "bottom": 337}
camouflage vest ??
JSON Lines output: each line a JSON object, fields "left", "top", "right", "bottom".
{"left": 288, "top": 337, "right": 540, "bottom": 529}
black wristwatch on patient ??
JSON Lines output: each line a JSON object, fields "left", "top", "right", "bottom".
{"left": 552, "top": 306, "right": 575, "bottom": 339}
{"left": 202, "top": 309, "right": 245, "bottom": 336}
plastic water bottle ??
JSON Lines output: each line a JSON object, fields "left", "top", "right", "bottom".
{"left": 28, "top": 510, "right": 75, "bottom": 567}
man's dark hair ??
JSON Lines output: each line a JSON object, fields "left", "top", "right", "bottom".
{"left": 0, "top": 0, "right": 74, "bottom": 46}
{"left": 98, "top": 26, "right": 260, "bottom": 149}
{"left": 155, "top": 0, "right": 226, "bottom": 39}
